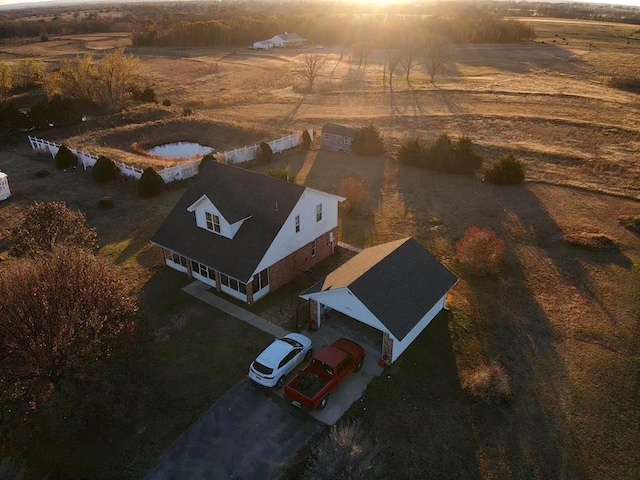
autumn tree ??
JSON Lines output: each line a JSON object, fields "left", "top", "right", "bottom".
{"left": 0, "top": 62, "right": 13, "bottom": 101}
{"left": 0, "top": 247, "right": 138, "bottom": 406}
{"left": 16, "top": 58, "right": 45, "bottom": 88}
{"left": 299, "top": 54, "right": 328, "bottom": 91}
{"left": 44, "top": 48, "right": 140, "bottom": 108}
{"left": 423, "top": 35, "right": 451, "bottom": 83}
{"left": 456, "top": 226, "right": 505, "bottom": 274}
{"left": 8, "top": 201, "right": 98, "bottom": 258}
{"left": 400, "top": 45, "right": 418, "bottom": 83}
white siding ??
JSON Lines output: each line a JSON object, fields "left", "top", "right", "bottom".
{"left": 268, "top": 35, "right": 285, "bottom": 47}
{"left": 252, "top": 188, "right": 341, "bottom": 276}
{"left": 390, "top": 293, "right": 447, "bottom": 362}
{"left": 303, "top": 288, "right": 390, "bottom": 332}
{"left": 192, "top": 196, "right": 239, "bottom": 240}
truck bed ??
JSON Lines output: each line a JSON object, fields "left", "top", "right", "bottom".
{"left": 292, "top": 372, "right": 329, "bottom": 400}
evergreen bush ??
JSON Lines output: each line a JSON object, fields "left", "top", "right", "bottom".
{"left": 397, "top": 138, "right": 425, "bottom": 166}
{"left": 258, "top": 141, "right": 273, "bottom": 162}
{"left": 301, "top": 130, "right": 312, "bottom": 150}
{"left": 91, "top": 156, "right": 118, "bottom": 183}
{"left": 485, "top": 154, "right": 525, "bottom": 185}
{"left": 138, "top": 167, "right": 164, "bottom": 197}
{"left": 54, "top": 145, "right": 78, "bottom": 169}
{"left": 353, "top": 124, "right": 385, "bottom": 156}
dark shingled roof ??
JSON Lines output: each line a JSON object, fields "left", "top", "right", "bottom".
{"left": 322, "top": 123, "right": 358, "bottom": 138}
{"left": 302, "top": 238, "right": 458, "bottom": 340}
{"left": 151, "top": 159, "right": 305, "bottom": 282}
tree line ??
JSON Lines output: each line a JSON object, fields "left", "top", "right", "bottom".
{"left": 132, "top": 9, "right": 532, "bottom": 48}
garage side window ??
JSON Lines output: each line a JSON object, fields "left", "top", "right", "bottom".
{"left": 316, "top": 204, "right": 322, "bottom": 222}
{"left": 295, "top": 215, "right": 300, "bottom": 233}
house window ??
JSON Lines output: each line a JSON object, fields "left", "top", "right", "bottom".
{"left": 323, "top": 133, "right": 330, "bottom": 141}
{"left": 311, "top": 239, "right": 317, "bottom": 257}
{"left": 205, "top": 212, "right": 221, "bottom": 233}
{"left": 252, "top": 268, "right": 270, "bottom": 293}
{"left": 316, "top": 204, "right": 323, "bottom": 222}
{"left": 220, "top": 274, "right": 229, "bottom": 287}
{"left": 295, "top": 215, "right": 300, "bottom": 233}
{"left": 344, "top": 136, "right": 351, "bottom": 145}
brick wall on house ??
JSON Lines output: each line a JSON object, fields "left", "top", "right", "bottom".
{"left": 269, "top": 227, "right": 338, "bottom": 293}
{"left": 310, "top": 299, "right": 319, "bottom": 329}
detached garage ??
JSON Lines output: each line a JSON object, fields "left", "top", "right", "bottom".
{"left": 300, "top": 237, "right": 457, "bottom": 364}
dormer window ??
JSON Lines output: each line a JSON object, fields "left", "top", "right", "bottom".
{"left": 295, "top": 215, "right": 300, "bottom": 233}
{"left": 206, "top": 212, "right": 221, "bottom": 233}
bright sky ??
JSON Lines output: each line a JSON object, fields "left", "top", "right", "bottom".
{"left": 0, "top": 0, "right": 639, "bottom": 7}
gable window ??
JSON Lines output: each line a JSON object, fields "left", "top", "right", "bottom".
{"left": 316, "top": 204, "right": 322, "bottom": 222}
{"left": 205, "top": 212, "right": 221, "bottom": 233}
{"left": 311, "top": 239, "right": 317, "bottom": 257}
{"left": 344, "top": 136, "right": 351, "bottom": 145}
{"left": 295, "top": 215, "right": 300, "bottom": 233}
{"left": 323, "top": 133, "right": 330, "bottom": 141}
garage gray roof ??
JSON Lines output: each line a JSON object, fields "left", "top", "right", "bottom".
{"left": 322, "top": 123, "right": 358, "bottom": 138}
{"left": 301, "top": 238, "right": 458, "bottom": 340}
{"left": 151, "top": 158, "right": 305, "bottom": 282}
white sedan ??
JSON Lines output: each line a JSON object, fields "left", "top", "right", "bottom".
{"left": 248, "top": 333, "right": 313, "bottom": 388}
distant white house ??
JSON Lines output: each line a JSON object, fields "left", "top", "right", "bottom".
{"left": 0, "top": 171, "right": 10, "bottom": 201}
{"left": 252, "top": 40, "right": 273, "bottom": 50}
{"left": 253, "top": 32, "right": 307, "bottom": 50}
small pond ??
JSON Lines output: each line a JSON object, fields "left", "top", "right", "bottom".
{"left": 147, "top": 142, "right": 214, "bottom": 159}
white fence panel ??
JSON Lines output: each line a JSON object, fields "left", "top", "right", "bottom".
{"left": 219, "top": 133, "right": 301, "bottom": 165}
{"left": 115, "top": 161, "right": 144, "bottom": 180}
{"left": 159, "top": 159, "right": 200, "bottom": 183}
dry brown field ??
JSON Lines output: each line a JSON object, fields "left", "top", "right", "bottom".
{"left": 1, "top": 17, "right": 639, "bottom": 480}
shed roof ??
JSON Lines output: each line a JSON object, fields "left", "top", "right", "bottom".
{"left": 151, "top": 159, "right": 305, "bottom": 282}
{"left": 301, "top": 237, "right": 458, "bottom": 340}
{"left": 277, "top": 33, "right": 306, "bottom": 42}
{"left": 322, "top": 123, "right": 358, "bottom": 138}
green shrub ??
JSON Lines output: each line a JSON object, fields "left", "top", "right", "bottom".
{"left": 451, "top": 135, "right": 483, "bottom": 174}
{"left": 138, "top": 167, "right": 164, "bottom": 197}
{"left": 182, "top": 107, "right": 193, "bottom": 117}
{"left": 264, "top": 168, "right": 296, "bottom": 183}
{"left": 91, "top": 156, "right": 118, "bottom": 183}
{"left": 98, "top": 196, "right": 114, "bottom": 209}
{"left": 301, "top": 129, "right": 312, "bottom": 150}
{"left": 425, "top": 133, "right": 455, "bottom": 171}
{"left": 485, "top": 154, "right": 525, "bottom": 185}
{"left": 33, "top": 169, "right": 50, "bottom": 178}
{"left": 397, "top": 138, "right": 425, "bottom": 166}
{"left": 30, "top": 95, "right": 81, "bottom": 129}
{"left": 54, "top": 145, "right": 78, "bottom": 169}
{"left": 162, "top": 99, "right": 171, "bottom": 106}
{"left": 258, "top": 141, "right": 273, "bottom": 162}
{"left": 132, "top": 86, "right": 157, "bottom": 103}
{"left": 353, "top": 124, "right": 385, "bottom": 156}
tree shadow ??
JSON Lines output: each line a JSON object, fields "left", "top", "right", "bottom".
{"left": 394, "top": 166, "right": 601, "bottom": 478}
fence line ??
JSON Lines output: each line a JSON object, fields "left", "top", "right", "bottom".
{"left": 217, "top": 133, "right": 302, "bottom": 164}
{"left": 28, "top": 130, "right": 308, "bottom": 183}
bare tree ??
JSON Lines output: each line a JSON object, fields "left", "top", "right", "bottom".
{"left": 423, "top": 36, "right": 451, "bottom": 83}
{"left": 400, "top": 46, "right": 418, "bottom": 83}
{"left": 0, "top": 246, "right": 138, "bottom": 406}
{"left": 385, "top": 50, "right": 402, "bottom": 90}
{"left": 299, "top": 54, "right": 328, "bottom": 91}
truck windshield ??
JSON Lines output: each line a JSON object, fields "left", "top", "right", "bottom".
{"left": 311, "top": 358, "right": 333, "bottom": 377}
{"left": 252, "top": 361, "right": 273, "bottom": 375}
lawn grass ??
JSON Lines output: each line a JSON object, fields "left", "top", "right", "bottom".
{"left": 18, "top": 268, "right": 271, "bottom": 480}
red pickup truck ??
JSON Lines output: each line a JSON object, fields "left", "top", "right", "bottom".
{"left": 284, "top": 338, "right": 365, "bottom": 410}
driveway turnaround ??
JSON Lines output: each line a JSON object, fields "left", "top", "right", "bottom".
{"left": 145, "top": 380, "right": 324, "bottom": 480}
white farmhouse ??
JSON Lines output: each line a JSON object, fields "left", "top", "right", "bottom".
{"left": 252, "top": 40, "right": 273, "bottom": 50}
{"left": 151, "top": 159, "right": 344, "bottom": 305}
{"left": 266, "top": 32, "right": 307, "bottom": 48}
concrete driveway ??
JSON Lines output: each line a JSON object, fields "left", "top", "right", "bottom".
{"left": 144, "top": 380, "right": 323, "bottom": 480}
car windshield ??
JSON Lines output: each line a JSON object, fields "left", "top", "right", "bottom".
{"left": 280, "top": 337, "right": 302, "bottom": 349}
{"left": 252, "top": 361, "right": 273, "bottom": 375}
